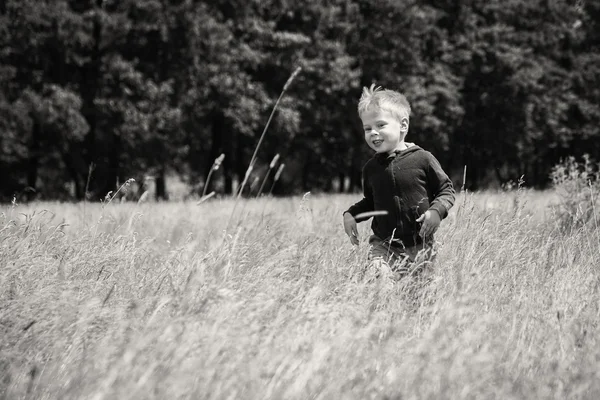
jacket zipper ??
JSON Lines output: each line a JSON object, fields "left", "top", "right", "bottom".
{"left": 389, "top": 155, "right": 402, "bottom": 241}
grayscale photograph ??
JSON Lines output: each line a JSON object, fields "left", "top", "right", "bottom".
{"left": 1, "top": 0, "right": 599, "bottom": 399}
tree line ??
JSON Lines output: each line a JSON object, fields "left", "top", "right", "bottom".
{"left": 1, "top": 0, "right": 598, "bottom": 201}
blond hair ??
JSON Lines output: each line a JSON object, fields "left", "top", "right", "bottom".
{"left": 358, "top": 84, "right": 411, "bottom": 122}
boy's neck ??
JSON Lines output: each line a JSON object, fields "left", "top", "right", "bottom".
{"left": 387, "top": 141, "right": 408, "bottom": 155}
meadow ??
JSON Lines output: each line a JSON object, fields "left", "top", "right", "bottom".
{"left": 1, "top": 186, "right": 599, "bottom": 399}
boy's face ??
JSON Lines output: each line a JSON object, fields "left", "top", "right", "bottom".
{"left": 361, "top": 108, "right": 408, "bottom": 154}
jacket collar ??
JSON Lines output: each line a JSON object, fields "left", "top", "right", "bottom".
{"left": 374, "top": 142, "right": 419, "bottom": 161}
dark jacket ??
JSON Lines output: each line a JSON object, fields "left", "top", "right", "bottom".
{"left": 345, "top": 144, "right": 455, "bottom": 247}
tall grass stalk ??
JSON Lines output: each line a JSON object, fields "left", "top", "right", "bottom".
{"left": 260, "top": 163, "right": 286, "bottom": 220}
{"left": 196, "top": 191, "right": 215, "bottom": 205}
{"left": 203, "top": 153, "right": 225, "bottom": 197}
{"left": 249, "top": 176, "right": 261, "bottom": 197}
{"left": 236, "top": 67, "right": 300, "bottom": 200}
{"left": 101, "top": 178, "right": 135, "bottom": 207}
{"left": 256, "top": 154, "right": 280, "bottom": 198}
{"left": 268, "top": 163, "right": 285, "bottom": 197}
{"left": 227, "top": 67, "right": 301, "bottom": 230}
{"left": 589, "top": 180, "right": 600, "bottom": 250}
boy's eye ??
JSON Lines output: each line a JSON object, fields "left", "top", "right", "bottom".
{"left": 377, "top": 123, "right": 386, "bottom": 128}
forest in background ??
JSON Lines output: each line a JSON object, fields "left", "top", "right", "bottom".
{"left": 1, "top": 0, "right": 599, "bottom": 201}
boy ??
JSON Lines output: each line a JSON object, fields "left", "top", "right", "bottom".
{"left": 343, "top": 84, "right": 455, "bottom": 277}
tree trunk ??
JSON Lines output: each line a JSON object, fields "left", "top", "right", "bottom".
{"left": 533, "top": 158, "right": 540, "bottom": 188}
{"left": 234, "top": 134, "right": 246, "bottom": 195}
{"left": 81, "top": 0, "right": 103, "bottom": 197}
{"left": 62, "top": 152, "right": 84, "bottom": 200}
{"left": 26, "top": 118, "right": 41, "bottom": 200}
{"left": 155, "top": 167, "right": 168, "bottom": 201}
{"left": 350, "top": 141, "right": 362, "bottom": 192}
{"left": 223, "top": 128, "right": 234, "bottom": 195}
{"left": 494, "top": 165, "right": 507, "bottom": 185}
{"left": 155, "top": 9, "right": 172, "bottom": 201}
{"left": 302, "top": 148, "right": 311, "bottom": 192}
{"left": 104, "top": 132, "right": 122, "bottom": 198}
{"left": 338, "top": 172, "right": 346, "bottom": 193}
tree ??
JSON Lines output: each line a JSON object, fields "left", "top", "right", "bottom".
{"left": 1, "top": 0, "right": 599, "bottom": 199}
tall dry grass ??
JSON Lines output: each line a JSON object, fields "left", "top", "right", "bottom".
{"left": 1, "top": 186, "right": 599, "bottom": 399}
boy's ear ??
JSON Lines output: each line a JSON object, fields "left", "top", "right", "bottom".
{"left": 400, "top": 117, "right": 409, "bottom": 133}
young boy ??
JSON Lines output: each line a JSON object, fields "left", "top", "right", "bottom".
{"left": 343, "top": 84, "right": 455, "bottom": 277}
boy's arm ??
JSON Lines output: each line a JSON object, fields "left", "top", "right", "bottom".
{"left": 344, "top": 168, "right": 374, "bottom": 223}
{"left": 425, "top": 153, "right": 455, "bottom": 219}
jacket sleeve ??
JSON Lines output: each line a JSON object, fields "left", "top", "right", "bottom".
{"left": 344, "top": 165, "right": 374, "bottom": 222}
{"left": 425, "top": 152, "right": 455, "bottom": 219}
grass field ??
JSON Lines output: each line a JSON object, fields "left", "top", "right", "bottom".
{"left": 1, "top": 188, "right": 599, "bottom": 399}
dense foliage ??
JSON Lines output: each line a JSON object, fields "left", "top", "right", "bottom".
{"left": 1, "top": 0, "right": 598, "bottom": 200}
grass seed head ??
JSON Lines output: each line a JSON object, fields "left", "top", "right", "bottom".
{"left": 269, "top": 154, "right": 280, "bottom": 169}
{"left": 274, "top": 163, "right": 285, "bottom": 181}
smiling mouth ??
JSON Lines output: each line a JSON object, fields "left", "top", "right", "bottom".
{"left": 372, "top": 140, "right": 383, "bottom": 146}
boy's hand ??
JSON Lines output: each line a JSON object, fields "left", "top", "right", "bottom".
{"left": 343, "top": 212, "right": 359, "bottom": 245}
{"left": 416, "top": 210, "right": 441, "bottom": 238}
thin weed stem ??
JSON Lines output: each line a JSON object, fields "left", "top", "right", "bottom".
{"left": 257, "top": 154, "right": 280, "bottom": 198}
{"left": 83, "top": 163, "right": 95, "bottom": 226}
{"left": 268, "top": 163, "right": 285, "bottom": 197}
{"left": 589, "top": 180, "right": 600, "bottom": 251}
{"left": 227, "top": 67, "right": 301, "bottom": 231}
{"left": 102, "top": 179, "right": 135, "bottom": 208}
{"left": 203, "top": 154, "right": 225, "bottom": 197}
